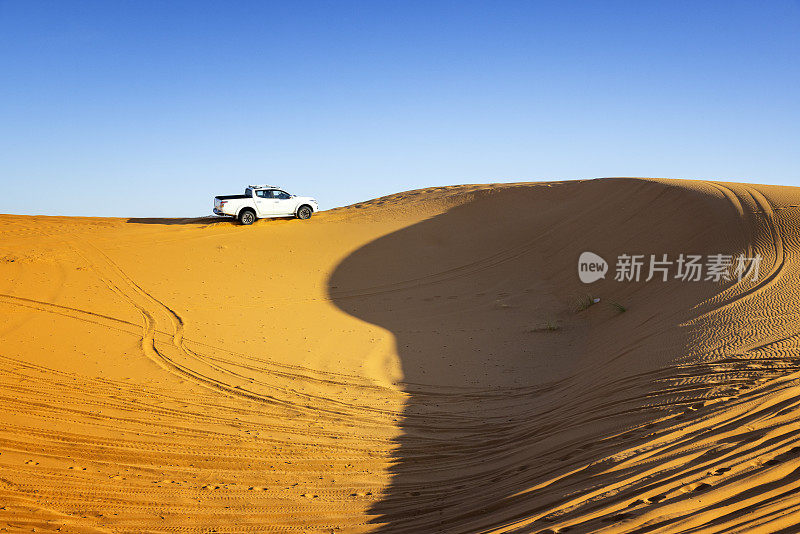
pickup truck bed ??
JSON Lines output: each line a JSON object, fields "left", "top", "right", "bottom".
{"left": 215, "top": 194, "right": 250, "bottom": 200}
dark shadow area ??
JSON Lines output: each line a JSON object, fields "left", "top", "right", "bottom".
{"left": 126, "top": 216, "right": 232, "bottom": 225}
{"left": 126, "top": 215, "right": 301, "bottom": 225}
{"left": 328, "top": 179, "right": 744, "bottom": 532}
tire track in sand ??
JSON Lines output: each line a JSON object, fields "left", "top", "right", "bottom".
{"left": 692, "top": 182, "right": 785, "bottom": 323}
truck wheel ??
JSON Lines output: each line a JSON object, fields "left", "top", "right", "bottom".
{"left": 239, "top": 209, "right": 256, "bottom": 225}
{"left": 297, "top": 205, "right": 313, "bottom": 220}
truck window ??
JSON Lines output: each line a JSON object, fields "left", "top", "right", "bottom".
{"left": 275, "top": 190, "right": 290, "bottom": 200}
{"left": 245, "top": 188, "right": 253, "bottom": 197}
{"left": 255, "top": 190, "right": 270, "bottom": 198}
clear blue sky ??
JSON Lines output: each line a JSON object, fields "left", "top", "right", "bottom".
{"left": 1, "top": 0, "right": 798, "bottom": 217}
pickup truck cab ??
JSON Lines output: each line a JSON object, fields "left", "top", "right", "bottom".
{"left": 213, "top": 185, "right": 319, "bottom": 225}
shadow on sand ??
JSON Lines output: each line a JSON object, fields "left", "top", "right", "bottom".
{"left": 126, "top": 216, "right": 232, "bottom": 225}
{"left": 328, "top": 180, "right": 738, "bottom": 532}
{"left": 126, "top": 216, "right": 301, "bottom": 225}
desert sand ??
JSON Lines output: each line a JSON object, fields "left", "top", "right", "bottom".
{"left": 2, "top": 178, "right": 800, "bottom": 533}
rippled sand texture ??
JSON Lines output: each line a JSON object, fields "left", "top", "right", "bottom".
{"left": 2, "top": 178, "right": 800, "bottom": 533}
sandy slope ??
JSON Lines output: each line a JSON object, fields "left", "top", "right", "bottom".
{"left": 2, "top": 178, "right": 800, "bottom": 533}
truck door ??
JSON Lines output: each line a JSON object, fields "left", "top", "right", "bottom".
{"left": 253, "top": 189, "right": 275, "bottom": 216}
{"left": 272, "top": 190, "right": 295, "bottom": 216}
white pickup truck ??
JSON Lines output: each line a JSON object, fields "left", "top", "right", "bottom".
{"left": 213, "top": 185, "right": 319, "bottom": 225}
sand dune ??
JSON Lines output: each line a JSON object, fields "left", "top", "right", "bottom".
{"left": 2, "top": 178, "right": 800, "bottom": 533}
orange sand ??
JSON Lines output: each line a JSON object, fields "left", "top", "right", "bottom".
{"left": 2, "top": 178, "right": 800, "bottom": 533}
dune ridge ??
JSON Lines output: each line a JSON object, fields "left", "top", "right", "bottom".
{"left": 2, "top": 178, "right": 800, "bottom": 532}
